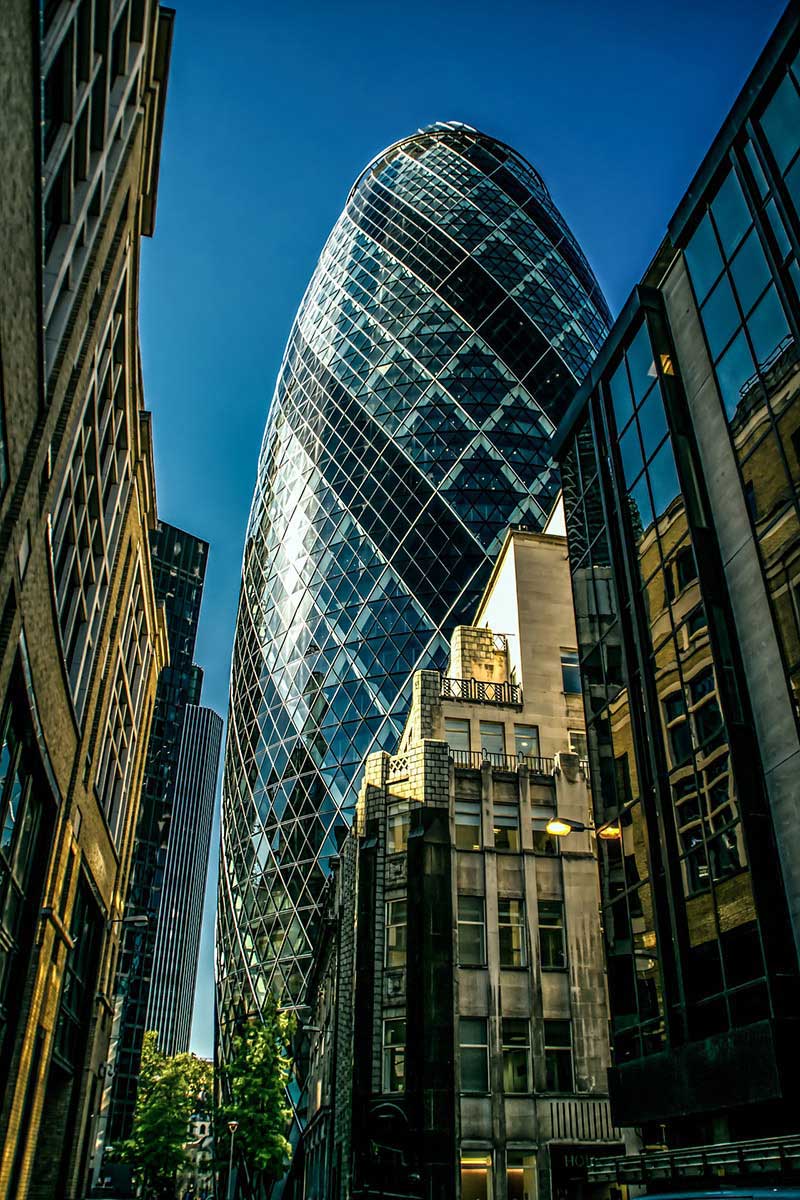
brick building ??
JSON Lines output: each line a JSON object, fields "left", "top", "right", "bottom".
{"left": 297, "top": 532, "right": 633, "bottom": 1200}
{"left": 0, "top": 2, "right": 173, "bottom": 1197}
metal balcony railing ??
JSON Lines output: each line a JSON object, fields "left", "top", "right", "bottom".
{"left": 586, "top": 1133, "right": 800, "bottom": 1184}
{"left": 440, "top": 675, "right": 521, "bottom": 707}
{"left": 449, "top": 748, "right": 555, "bottom": 775}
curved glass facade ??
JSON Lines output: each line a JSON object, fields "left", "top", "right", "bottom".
{"left": 216, "top": 122, "right": 610, "bottom": 1032}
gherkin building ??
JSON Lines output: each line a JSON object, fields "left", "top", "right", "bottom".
{"left": 216, "top": 122, "right": 610, "bottom": 1038}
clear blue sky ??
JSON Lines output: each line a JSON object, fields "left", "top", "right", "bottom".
{"left": 138, "top": 0, "right": 787, "bottom": 1058}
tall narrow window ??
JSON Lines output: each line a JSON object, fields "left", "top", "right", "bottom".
{"left": 457, "top": 895, "right": 486, "bottom": 966}
{"left": 507, "top": 1153, "right": 536, "bottom": 1200}
{"left": 498, "top": 897, "right": 526, "bottom": 967}
{"left": 543, "top": 1019, "right": 574, "bottom": 1092}
{"left": 445, "top": 717, "right": 470, "bottom": 755}
{"left": 387, "top": 809, "right": 409, "bottom": 854}
{"left": 455, "top": 799, "right": 481, "bottom": 851}
{"left": 461, "top": 1155, "right": 492, "bottom": 1200}
{"left": 538, "top": 900, "right": 566, "bottom": 969}
{"left": 493, "top": 801, "right": 520, "bottom": 851}
{"left": 382, "top": 1019, "right": 405, "bottom": 1092}
{"left": 560, "top": 652, "right": 581, "bottom": 694}
{"left": 568, "top": 730, "right": 587, "bottom": 758}
{"left": 480, "top": 721, "right": 505, "bottom": 759}
{"left": 459, "top": 1017, "right": 488, "bottom": 1092}
{"left": 385, "top": 898, "right": 406, "bottom": 968}
{"left": 515, "top": 724, "right": 540, "bottom": 763}
{"left": 501, "top": 1018, "right": 531, "bottom": 1093}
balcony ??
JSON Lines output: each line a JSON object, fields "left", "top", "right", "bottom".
{"left": 440, "top": 675, "right": 521, "bottom": 707}
{"left": 449, "top": 748, "right": 555, "bottom": 775}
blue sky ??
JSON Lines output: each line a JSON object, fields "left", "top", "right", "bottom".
{"left": 138, "top": 0, "right": 786, "bottom": 1058}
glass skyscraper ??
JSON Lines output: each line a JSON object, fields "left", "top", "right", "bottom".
{"left": 216, "top": 122, "right": 610, "bottom": 1033}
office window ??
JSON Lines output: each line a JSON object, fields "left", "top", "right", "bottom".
{"left": 543, "top": 1020, "right": 573, "bottom": 1092}
{"left": 507, "top": 1153, "right": 536, "bottom": 1200}
{"left": 568, "top": 730, "right": 587, "bottom": 758}
{"left": 445, "top": 717, "right": 470, "bottom": 752}
{"left": 461, "top": 1155, "right": 492, "bottom": 1200}
{"left": 502, "top": 1018, "right": 531, "bottom": 1093}
{"left": 457, "top": 895, "right": 486, "bottom": 965}
{"left": 493, "top": 801, "right": 519, "bottom": 851}
{"left": 455, "top": 799, "right": 481, "bottom": 851}
{"left": 480, "top": 721, "right": 505, "bottom": 758}
{"left": 498, "top": 897, "right": 526, "bottom": 967}
{"left": 382, "top": 1019, "right": 405, "bottom": 1093}
{"left": 387, "top": 809, "right": 410, "bottom": 854}
{"left": 538, "top": 900, "right": 566, "bottom": 969}
{"left": 514, "top": 724, "right": 540, "bottom": 761}
{"left": 459, "top": 1017, "right": 488, "bottom": 1092}
{"left": 385, "top": 898, "right": 406, "bottom": 968}
{"left": 560, "top": 652, "right": 581, "bottom": 693}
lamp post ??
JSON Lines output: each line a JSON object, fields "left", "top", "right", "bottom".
{"left": 226, "top": 1121, "right": 238, "bottom": 1200}
{"left": 545, "top": 815, "right": 621, "bottom": 840}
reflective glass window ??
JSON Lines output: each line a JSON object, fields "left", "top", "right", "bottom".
{"left": 501, "top": 1018, "right": 531, "bottom": 1093}
{"left": 761, "top": 72, "right": 800, "bottom": 174}
{"left": 711, "top": 169, "right": 751, "bottom": 256}
{"left": 445, "top": 717, "right": 470, "bottom": 753}
{"left": 385, "top": 898, "right": 407, "bottom": 968}
{"left": 455, "top": 799, "right": 481, "bottom": 851}
{"left": 479, "top": 721, "right": 505, "bottom": 757}
{"left": 499, "top": 896, "right": 526, "bottom": 966}
{"left": 560, "top": 651, "right": 581, "bottom": 693}
{"left": 458, "top": 895, "right": 486, "bottom": 965}
{"left": 538, "top": 900, "right": 566, "bottom": 969}
{"left": 702, "top": 274, "right": 740, "bottom": 360}
{"left": 459, "top": 1017, "right": 489, "bottom": 1092}
{"left": 514, "top": 724, "right": 540, "bottom": 760}
{"left": 729, "top": 229, "right": 772, "bottom": 315}
{"left": 746, "top": 284, "right": 790, "bottom": 366}
{"left": 494, "top": 802, "right": 520, "bottom": 851}
{"left": 685, "top": 212, "right": 723, "bottom": 302}
{"left": 626, "top": 321, "right": 658, "bottom": 404}
{"left": 382, "top": 1019, "right": 405, "bottom": 1092}
{"left": 543, "top": 1019, "right": 573, "bottom": 1092}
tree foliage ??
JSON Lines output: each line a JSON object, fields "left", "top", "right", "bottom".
{"left": 116, "top": 1030, "right": 213, "bottom": 1198}
{"left": 221, "top": 996, "right": 295, "bottom": 1184}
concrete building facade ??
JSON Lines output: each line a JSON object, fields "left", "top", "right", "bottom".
{"left": 0, "top": 1, "right": 173, "bottom": 1197}
{"left": 552, "top": 3, "right": 800, "bottom": 1183}
{"left": 298, "top": 533, "right": 629, "bottom": 1200}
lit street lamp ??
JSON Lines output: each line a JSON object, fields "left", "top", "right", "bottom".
{"left": 226, "top": 1120, "right": 239, "bottom": 1200}
{"left": 545, "top": 815, "right": 621, "bottom": 840}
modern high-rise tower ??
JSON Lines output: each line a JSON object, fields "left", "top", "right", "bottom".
{"left": 147, "top": 703, "right": 223, "bottom": 1055}
{"left": 216, "top": 123, "right": 610, "bottom": 1038}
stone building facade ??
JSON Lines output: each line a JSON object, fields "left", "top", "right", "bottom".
{"left": 298, "top": 533, "right": 630, "bottom": 1200}
{"left": 0, "top": 2, "right": 172, "bottom": 1197}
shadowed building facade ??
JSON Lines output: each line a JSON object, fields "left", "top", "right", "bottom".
{"left": 216, "top": 122, "right": 611, "bottom": 1045}
{"left": 0, "top": 2, "right": 172, "bottom": 1197}
{"left": 94, "top": 522, "right": 218, "bottom": 1181}
{"left": 553, "top": 4, "right": 800, "bottom": 1181}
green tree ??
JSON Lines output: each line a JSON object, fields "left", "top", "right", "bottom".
{"left": 116, "top": 1030, "right": 213, "bottom": 1199}
{"left": 221, "top": 997, "right": 295, "bottom": 1188}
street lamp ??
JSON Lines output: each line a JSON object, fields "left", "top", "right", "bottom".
{"left": 226, "top": 1121, "right": 238, "bottom": 1200}
{"left": 545, "top": 815, "right": 621, "bottom": 840}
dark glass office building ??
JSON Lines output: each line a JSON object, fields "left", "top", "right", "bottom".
{"left": 101, "top": 523, "right": 210, "bottom": 1149}
{"left": 217, "top": 122, "right": 611, "bottom": 1035}
{"left": 147, "top": 704, "right": 222, "bottom": 1056}
{"left": 553, "top": 5, "right": 800, "bottom": 1168}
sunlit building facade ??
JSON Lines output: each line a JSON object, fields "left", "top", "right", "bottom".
{"left": 216, "top": 122, "right": 611, "bottom": 1036}
{"left": 553, "top": 4, "right": 800, "bottom": 1175}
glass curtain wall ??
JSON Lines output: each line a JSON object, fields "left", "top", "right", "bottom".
{"left": 216, "top": 123, "right": 611, "bottom": 1036}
